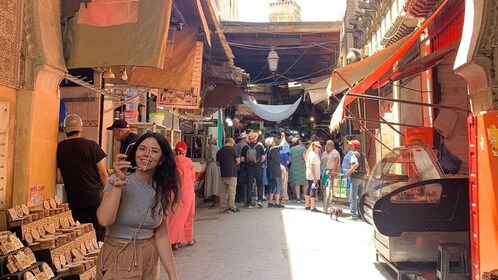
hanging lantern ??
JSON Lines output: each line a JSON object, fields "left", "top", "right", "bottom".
{"left": 267, "top": 46, "right": 279, "bottom": 74}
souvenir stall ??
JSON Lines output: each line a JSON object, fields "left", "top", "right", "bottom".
{"left": 4, "top": 196, "right": 100, "bottom": 279}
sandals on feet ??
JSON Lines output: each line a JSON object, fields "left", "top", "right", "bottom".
{"left": 186, "top": 239, "right": 196, "bottom": 246}
{"left": 171, "top": 243, "right": 179, "bottom": 250}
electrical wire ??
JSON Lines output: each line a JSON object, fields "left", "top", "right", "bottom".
{"left": 250, "top": 66, "right": 332, "bottom": 85}
{"left": 250, "top": 61, "right": 269, "bottom": 82}
{"left": 228, "top": 41, "right": 337, "bottom": 51}
{"left": 277, "top": 44, "right": 311, "bottom": 80}
{"left": 389, "top": 82, "right": 434, "bottom": 93}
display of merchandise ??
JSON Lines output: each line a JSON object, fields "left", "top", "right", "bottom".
{"left": 0, "top": 230, "right": 56, "bottom": 280}
{"left": 4, "top": 196, "right": 100, "bottom": 280}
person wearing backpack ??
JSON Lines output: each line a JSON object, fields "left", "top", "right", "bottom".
{"left": 343, "top": 139, "right": 370, "bottom": 220}
{"left": 241, "top": 131, "right": 266, "bottom": 208}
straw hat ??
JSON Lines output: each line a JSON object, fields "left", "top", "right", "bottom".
{"left": 311, "top": 141, "right": 322, "bottom": 148}
{"left": 248, "top": 131, "right": 259, "bottom": 142}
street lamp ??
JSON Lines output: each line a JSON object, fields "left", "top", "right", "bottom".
{"left": 103, "top": 67, "right": 115, "bottom": 79}
{"left": 267, "top": 46, "right": 279, "bottom": 74}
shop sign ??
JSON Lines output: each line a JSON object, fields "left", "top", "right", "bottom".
{"left": 27, "top": 184, "right": 44, "bottom": 207}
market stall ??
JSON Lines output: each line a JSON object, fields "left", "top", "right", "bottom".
{"left": 360, "top": 144, "right": 469, "bottom": 263}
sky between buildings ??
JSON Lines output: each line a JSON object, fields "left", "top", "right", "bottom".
{"left": 237, "top": 0, "right": 347, "bottom": 22}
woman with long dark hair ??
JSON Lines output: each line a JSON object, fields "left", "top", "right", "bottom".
{"left": 96, "top": 132, "right": 180, "bottom": 280}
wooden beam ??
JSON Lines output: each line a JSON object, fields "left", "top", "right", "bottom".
{"left": 226, "top": 36, "right": 340, "bottom": 46}
{"left": 221, "top": 21, "right": 342, "bottom": 34}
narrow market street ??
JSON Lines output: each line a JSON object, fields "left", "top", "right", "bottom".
{"left": 3, "top": 0, "right": 496, "bottom": 279}
{"left": 161, "top": 201, "right": 396, "bottom": 280}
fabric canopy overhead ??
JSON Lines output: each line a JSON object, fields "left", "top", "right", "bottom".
{"left": 306, "top": 77, "right": 332, "bottom": 104}
{"left": 242, "top": 95, "right": 302, "bottom": 122}
{"left": 66, "top": 0, "right": 172, "bottom": 69}
{"left": 329, "top": 0, "right": 449, "bottom": 131}
{"left": 107, "top": 27, "right": 200, "bottom": 91}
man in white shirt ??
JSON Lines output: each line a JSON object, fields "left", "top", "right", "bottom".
{"left": 305, "top": 141, "right": 322, "bottom": 212}
{"left": 321, "top": 140, "right": 341, "bottom": 214}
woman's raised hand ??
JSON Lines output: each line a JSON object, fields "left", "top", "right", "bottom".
{"left": 113, "top": 153, "right": 130, "bottom": 180}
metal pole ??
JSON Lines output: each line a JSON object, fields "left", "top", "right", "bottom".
{"left": 330, "top": 92, "right": 393, "bottom": 152}
{"left": 359, "top": 97, "right": 404, "bottom": 137}
{"left": 346, "top": 93, "right": 470, "bottom": 112}
{"left": 344, "top": 116, "right": 422, "bottom": 128}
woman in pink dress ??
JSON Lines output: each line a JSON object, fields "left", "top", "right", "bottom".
{"left": 168, "top": 141, "right": 196, "bottom": 249}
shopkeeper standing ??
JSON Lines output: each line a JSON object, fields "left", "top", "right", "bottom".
{"left": 106, "top": 119, "right": 140, "bottom": 154}
{"left": 57, "top": 114, "right": 108, "bottom": 241}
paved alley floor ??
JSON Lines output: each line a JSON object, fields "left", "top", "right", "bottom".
{"left": 161, "top": 201, "right": 397, "bottom": 280}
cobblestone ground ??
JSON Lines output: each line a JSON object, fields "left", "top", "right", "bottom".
{"left": 161, "top": 200, "right": 397, "bottom": 280}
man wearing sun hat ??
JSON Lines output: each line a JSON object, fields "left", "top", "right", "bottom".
{"left": 241, "top": 131, "right": 266, "bottom": 208}
{"left": 57, "top": 114, "right": 108, "bottom": 241}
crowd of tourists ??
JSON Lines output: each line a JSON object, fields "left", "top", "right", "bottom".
{"left": 209, "top": 130, "right": 370, "bottom": 220}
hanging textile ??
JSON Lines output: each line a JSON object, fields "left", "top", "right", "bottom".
{"left": 107, "top": 28, "right": 201, "bottom": 93}
{"left": 65, "top": 0, "right": 172, "bottom": 69}
{"left": 242, "top": 95, "right": 302, "bottom": 122}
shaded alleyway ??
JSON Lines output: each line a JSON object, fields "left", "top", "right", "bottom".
{"left": 162, "top": 201, "right": 396, "bottom": 280}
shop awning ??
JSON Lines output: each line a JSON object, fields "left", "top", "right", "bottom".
{"left": 329, "top": 0, "right": 449, "bottom": 131}
{"left": 373, "top": 42, "right": 459, "bottom": 89}
{"left": 305, "top": 76, "right": 332, "bottom": 104}
{"left": 203, "top": 86, "right": 243, "bottom": 108}
{"left": 329, "top": 36, "right": 410, "bottom": 96}
{"left": 305, "top": 35, "right": 410, "bottom": 105}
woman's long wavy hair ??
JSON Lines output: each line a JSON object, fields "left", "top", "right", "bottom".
{"left": 127, "top": 132, "right": 180, "bottom": 216}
